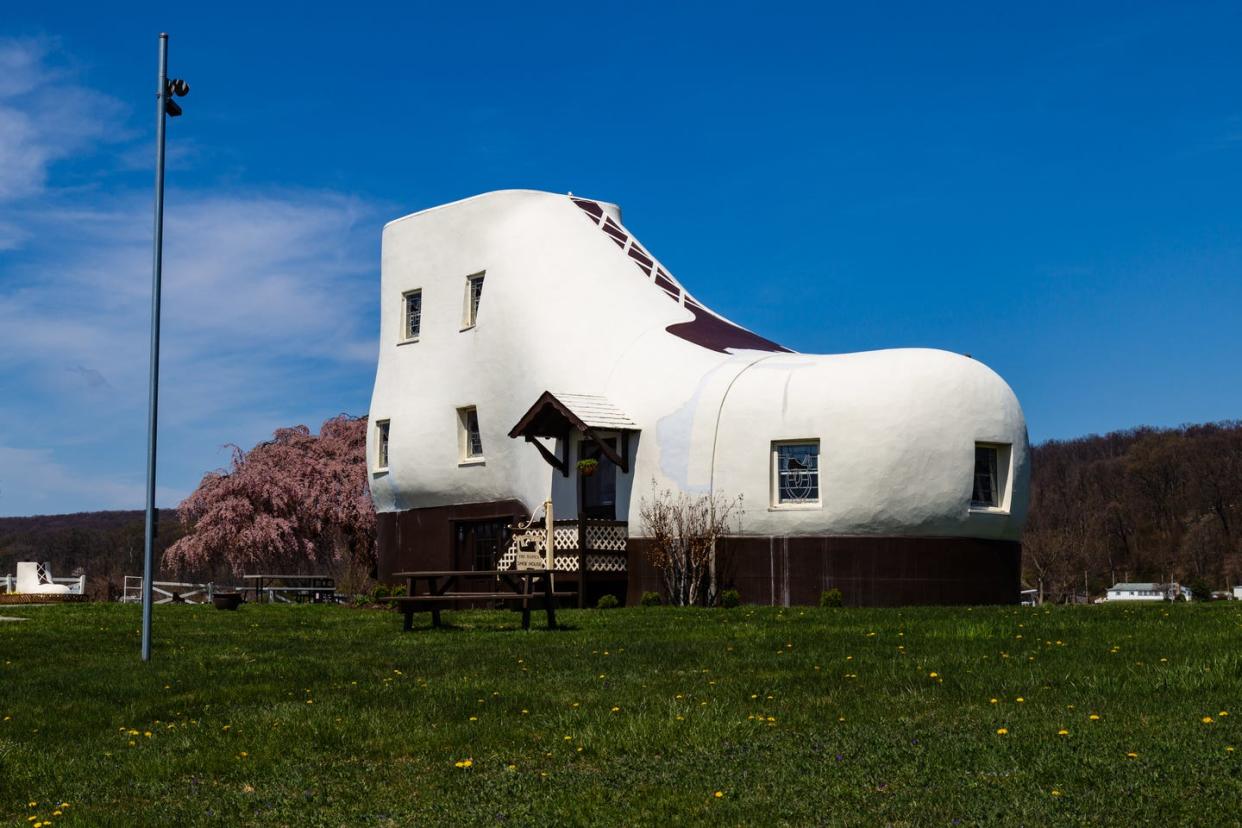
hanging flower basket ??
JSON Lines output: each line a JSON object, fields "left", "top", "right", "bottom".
{"left": 577, "top": 458, "right": 599, "bottom": 477}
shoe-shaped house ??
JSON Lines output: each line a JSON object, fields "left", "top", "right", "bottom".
{"left": 368, "top": 190, "right": 1029, "bottom": 606}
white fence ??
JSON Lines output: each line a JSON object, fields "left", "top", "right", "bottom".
{"left": 121, "top": 576, "right": 217, "bottom": 605}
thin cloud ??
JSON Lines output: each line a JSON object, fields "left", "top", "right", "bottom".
{"left": 0, "top": 37, "right": 384, "bottom": 516}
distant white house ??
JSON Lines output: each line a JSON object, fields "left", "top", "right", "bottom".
{"left": 1105, "top": 582, "right": 1183, "bottom": 602}
{"left": 1233, "top": 585, "right": 1242, "bottom": 601}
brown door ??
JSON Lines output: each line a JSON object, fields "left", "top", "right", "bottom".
{"left": 454, "top": 519, "right": 510, "bottom": 571}
{"left": 580, "top": 438, "right": 617, "bottom": 520}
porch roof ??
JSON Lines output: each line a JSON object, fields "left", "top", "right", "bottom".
{"left": 507, "top": 391, "right": 637, "bottom": 440}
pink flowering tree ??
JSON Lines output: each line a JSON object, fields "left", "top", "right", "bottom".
{"left": 163, "top": 415, "right": 375, "bottom": 579}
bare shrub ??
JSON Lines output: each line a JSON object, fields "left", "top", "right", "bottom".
{"left": 638, "top": 480, "right": 742, "bottom": 607}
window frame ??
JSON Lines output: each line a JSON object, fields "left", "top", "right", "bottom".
{"left": 461, "top": 272, "right": 486, "bottom": 329}
{"left": 399, "top": 288, "right": 422, "bottom": 344}
{"left": 374, "top": 419, "right": 391, "bottom": 473}
{"left": 770, "top": 439, "right": 822, "bottom": 509}
{"left": 457, "top": 406, "right": 485, "bottom": 465}
{"left": 969, "top": 442, "right": 1012, "bottom": 514}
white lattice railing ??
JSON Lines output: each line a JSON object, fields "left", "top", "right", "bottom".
{"left": 501, "top": 520, "right": 628, "bottom": 573}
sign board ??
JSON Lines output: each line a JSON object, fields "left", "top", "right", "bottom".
{"left": 515, "top": 546, "right": 545, "bottom": 571}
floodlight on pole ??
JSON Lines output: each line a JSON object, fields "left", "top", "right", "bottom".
{"left": 141, "top": 33, "right": 189, "bottom": 662}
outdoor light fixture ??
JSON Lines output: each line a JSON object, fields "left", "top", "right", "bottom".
{"left": 141, "top": 33, "right": 189, "bottom": 663}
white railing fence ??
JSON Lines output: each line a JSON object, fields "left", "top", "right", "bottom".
{"left": 121, "top": 576, "right": 216, "bottom": 605}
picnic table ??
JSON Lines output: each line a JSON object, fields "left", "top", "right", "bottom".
{"left": 383, "top": 570, "right": 575, "bottom": 630}
{"left": 243, "top": 574, "right": 337, "bottom": 604}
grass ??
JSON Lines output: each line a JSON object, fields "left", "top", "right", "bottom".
{"left": 1, "top": 602, "right": 1240, "bottom": 826}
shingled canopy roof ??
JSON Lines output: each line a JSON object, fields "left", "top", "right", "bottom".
{"left": 508, "top": 391, "right": 637, "bottom": 475}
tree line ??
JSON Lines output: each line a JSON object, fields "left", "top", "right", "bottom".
{"left": 1024, "top": 421, "right": 1242, "bottom": 602}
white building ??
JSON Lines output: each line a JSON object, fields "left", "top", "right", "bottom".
{"left": 367, "top": 190, "right": 1031, "bottom": 606}
{"left": 1105, "top": 582, "right": 1180, "bottom": 602}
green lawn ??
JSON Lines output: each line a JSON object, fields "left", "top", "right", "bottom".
{"left": 1, "top": 602, "right": 1239, "bottom": 826}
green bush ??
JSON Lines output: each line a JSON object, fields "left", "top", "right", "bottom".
{"left": 719, "top": 588, "right": 741, "bottom": 609}
{"left": 639, "top": 591, "right": 662, "bottom": 607}
{"left": 596, "top": 594, "right": 620, "bottom": 610}
{"left": 819, "top": 589, "right": 844, "bottom": 608}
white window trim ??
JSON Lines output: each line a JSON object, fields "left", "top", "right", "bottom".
{"left": 457, "top": 406, "right": 485, "bottom": 465}
{"left": 769, "top": 439, "right": 822, "bottom": 510}
{"left": 461, "top": 271, "right": 485, "bottom": 330}
{"left": 969, "top": 441, "right": 1013, "bottom": 515}
{"left": 399, "top": 288, "right": 422, "bottom": 345}
{"left": 373, "top": 419, "right": 391, "bottom": 474}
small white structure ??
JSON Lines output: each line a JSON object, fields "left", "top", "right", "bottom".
{"left": 13, "top": 562, "right": 72, "bottom": 595}
{"left": 1233, "top": 586, "right": 1242, "bottom": 601}
{"left": 1105, "top": 582, "right": 1180, "bottom": 602}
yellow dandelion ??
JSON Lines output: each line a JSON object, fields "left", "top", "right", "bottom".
{"left": 714, "top": 791, "right": 725, "bottom": 798}
{"left": 1016, "top": 697, "right": 1025, "bottom": 703}
{"left": 1127, "top": 752, "right": 1138, "bottom": 758}
{"left": 563, "top": 735, "right": 572, "bottom": 741}
{"left": 469, "top": 716, "right": 478, "bottom": 721}
{"left": 507, "top": 764, "right": 517, "bottom": 771}
{"left": 521, "top": 709, "right": 529, "bottom": 715}
{"left": 610, "top": 706, "right": 620, "bottom": 713}
{"left": 1220, "top": 711, "right": 1230, "bottom": 717}
{"left": 1203, "top": 716, "right": 1215, "bottom": 724}
{"left": 929, "top": 672, "right": 939, "bottom": 678}
{"left": 996, "top": 727, "right": 1009, "bottom": 735}
{"left": 990, "top": 698, "right": 998, "bottom": 704}
{"left": 1089, "top": 714, "right": 1100, "bottom": 721}
{"left": 1057, "top": 729, "right": 1069, "bottom": 736}
{"left": 1051, "top": 789, "right": 1061, "bottom": 797}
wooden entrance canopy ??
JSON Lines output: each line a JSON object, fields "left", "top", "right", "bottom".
{"left": 508, "top": 391, "right": 638, "bottom": 476}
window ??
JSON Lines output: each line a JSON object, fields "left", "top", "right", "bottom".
{"left": 401, "top": 289, "right": 422, "bottom": 342}
{"left": 772, "top": 441, "right": 820, "bottom": 506}
{"left": 463, "top": 272, "right": 485, "bottom": 328}
{"left": 458, "top": 406, "right": 483, "bottom": 462}
{"left": 375, "top": 420, "right": 390, "bottom": 472}
{"left": 971, "top": 443, "right": 1012, "bottom": 511}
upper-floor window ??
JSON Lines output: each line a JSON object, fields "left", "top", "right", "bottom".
{"left": 772, "top": 440, "right": 820, "bottom": 506}
{"left": 971, "top": 443, "right": 1011, "bottom": 511}
{"left": 463, "top": 272, "right": 485, "bottom": 328}
{"left": 458, "top": 406, "right": 483, "bottom": 462}
{"left": 375, "top": 419, "right": 390, "bottom": 472}
{"left": 401, "top": 289, "right": 422, "bottom": 342}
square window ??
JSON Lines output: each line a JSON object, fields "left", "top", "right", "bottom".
{"left": 772, "top": 441, "right": 820, "bottom": 505}
{"left": 970, "top": 443, "right": 1012, "bottom": 511}
{"left": 375, "top": 420, "right": 390, "bottom": 471}
{"left": 463, "top": 273, "right": 485, "bottom": 328}
{"left": 458, "top": 406, "right": 483, "bottom": 461}
{"left": 401, "top": 289, "right": 422, "bottom": 342}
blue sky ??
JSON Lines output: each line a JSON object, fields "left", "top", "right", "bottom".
{"left": 1, "top": 2, "right": 1240, "bottom": 516}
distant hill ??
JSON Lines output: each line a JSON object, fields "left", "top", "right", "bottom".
{"left": 0, "top": 509, "right": 183, "bottom": 599}
{"left": 1026, "top": 420, "right": 1242, "bottom": 601}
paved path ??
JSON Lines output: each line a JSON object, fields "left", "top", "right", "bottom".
{"left": 0, "top": 616, "right": 28, "bottom": 622}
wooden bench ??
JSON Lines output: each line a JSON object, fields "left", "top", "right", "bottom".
{"left": 386, "top": 570, "right": 574, "bottom": 631}
{"left": 381, "top": 591, "right": 576, "bottom": 630}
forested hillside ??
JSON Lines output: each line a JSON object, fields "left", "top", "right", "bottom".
{"left": 1024, "top": 421, "right": 1242, "bottom": 601}
{"left": 0, "top": 510, "right": 182, "bottom": 599}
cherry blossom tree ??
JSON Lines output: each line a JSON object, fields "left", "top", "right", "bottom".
{"left": 163, "top": 415, "right": 375, "bottom": 578}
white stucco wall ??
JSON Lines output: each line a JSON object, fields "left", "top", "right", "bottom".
{"left": 367, "top": 189, "right": 1030, "bottom": 541}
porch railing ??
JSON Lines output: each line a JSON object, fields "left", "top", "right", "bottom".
{"left": 503, "top": 519, "right": 627, "bottom": 574}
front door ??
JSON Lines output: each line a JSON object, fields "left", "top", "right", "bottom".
{"left": 454, "top": 519, "right": 510, "bottom": 571}
{"left": 579, "top": 438, "right": 617, "bottom": 520}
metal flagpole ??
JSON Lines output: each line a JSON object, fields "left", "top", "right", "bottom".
{"left": 142, "top": 34, "right": 188, "bottom": 661}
